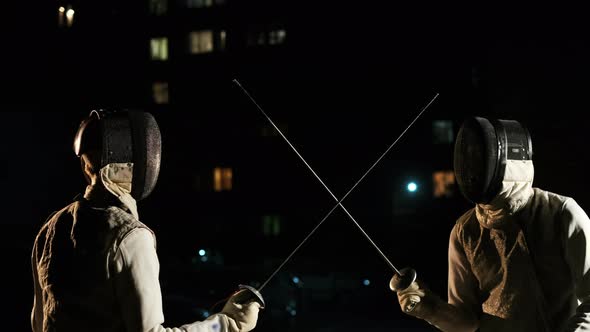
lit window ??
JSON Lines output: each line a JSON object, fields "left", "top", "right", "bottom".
{"left": 262, "top": 215, "right": 281, "bottom": 236}
{"left": 269, "top": 29, "right": 287, "bottom": 45}
{"left": 249, "top": 29, "right": 287, "bottom": 46}
{"left": 152, "top": 82, "right": 169, "bottom": 104}
{"left": 218, "top": 30, "right": 227, "bottom": 51}
{"left": 150, "top": 37, "right": 168, "bottom": 61}
{"left": 149, "top": 0, "right": 168, "bottom": 15}
{"left": 213, "top": 167, "right": 232, "bottom": 191}
{"left": 65, "top": 7, "right": 75, "bottom": 27}
{"left": 186, "top": 0, "right": 224, "bottom": 7}
{"left": 189, "top": 30, "right": 214, "bottom": 54}
{"left": 58, "top": 5, "right": 74, "bottom": 27}
{"left": 432, "top": 120, "right": 454, "bottom": 144}
{"left": 186, "top": 0, "right": 213, "bottom": 8}
{"left": 433, "top": 170, "right": 455, "bottom": 198}
{"left": 58, "top": 6, "right": 65, "bottom": 27}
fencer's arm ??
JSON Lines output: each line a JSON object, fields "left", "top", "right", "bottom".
{"left": 397, "top": 280, "right": 478, "bottom": 332}
{"left": 113, "top": 228, "right": 242, "bottom": 332}
{"left": 420, "top": 300, "right": 479, "bottom": 332}
{"left": 562, "top": 199, "right": 590, "bottom": 332}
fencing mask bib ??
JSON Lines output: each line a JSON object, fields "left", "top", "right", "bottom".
{"left": 453, "top": 116, "right": 533, "bottom": 204}
{"left": 73, "top": 110, "right": 162, "bottom": 201}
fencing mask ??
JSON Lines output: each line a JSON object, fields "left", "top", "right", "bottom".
{"left": 73, "top": 109, "right": 162, "bottom": 201}
{"left": 453, "top": 116, "right": 532, "bottom": 204}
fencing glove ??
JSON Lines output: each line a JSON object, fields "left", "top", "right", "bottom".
{"left": 220, "top": 292, "right": 261, "bottom": 332}
{"left": 396, "top": 281, "right": 425, "bottom": 315}
{"left": 392, "top": 279, "right": 439, "bottom": 320}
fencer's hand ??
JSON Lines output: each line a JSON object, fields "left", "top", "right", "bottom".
{"left": 391, "top": 279, "right": 437, "bottom": 320}
{"left": 394, "top": 280, "right": 425, "bottom": 315}
{"left": 221, "top": 293, "right": 261, "bottom": 332}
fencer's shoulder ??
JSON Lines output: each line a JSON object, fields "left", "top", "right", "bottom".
{"left": 529, "top": 187, "right": 589, "bottom": 223}
{"left": 74, "top": 198, "right": 154, "bottom": 244}
{"left": 530, "top": 187, "right": 573, "bottom": 206}
{"left": 52, "top": 200, "right": 80, "bottom": 219}
{"left": 529, "top": 188, "right": 585, "bottom": 216}
{"left": 75, "top": 197, "right": 143, "bottom": 228}
{"left": 37, "top": 201, "right": 78, "bottom": 232}
{"left": 33, "top": 201, "right": 79, "bottom": 252}
{"left": 100, "top": 206, "right": 155, "bottom": 245}
{"left": 118, "top": 227, "right": 157, "bottom": 254}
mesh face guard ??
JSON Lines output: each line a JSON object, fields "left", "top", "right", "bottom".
{"left": 454, "top": 116, "right": 532, "bottom": 204}
{"left": 73, "top": 110, "right": 162, "bottom": 201}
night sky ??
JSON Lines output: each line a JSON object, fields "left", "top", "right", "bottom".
{"left": 3, "top": 2, "right": 590, "bottom": 331}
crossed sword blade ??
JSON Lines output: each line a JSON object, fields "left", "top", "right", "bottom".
{"left": 234, "top": 79, "right": 439, "bottom": 291}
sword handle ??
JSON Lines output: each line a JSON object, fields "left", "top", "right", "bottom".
{"left": 231, "top": 284, "right": 266, "bottom": 309}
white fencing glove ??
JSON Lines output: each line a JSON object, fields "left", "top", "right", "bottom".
{"left": 220, "top": 292, "right": 261, "bottom": 332}
{"left": 396, "top": 281, "right": 426, "bottom": 315}
{"left": 391, "top": 278, "right": 439, "bottom": 321}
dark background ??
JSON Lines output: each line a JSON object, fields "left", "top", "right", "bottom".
{"left": 3, "top": 1, "right": 590, "bottom": 331}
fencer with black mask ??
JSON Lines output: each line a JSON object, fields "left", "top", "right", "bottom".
{"left": 31, "top": 110, "right": 262, "bottom": 332}
{"left": 392, "top": 116, "right": 590, "bottom": 332}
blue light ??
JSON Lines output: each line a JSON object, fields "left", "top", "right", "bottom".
{"left": 198, "top": 249, "right": 206, "bottom": 256}
{"left": 407, "top": 182, "right": 418, "bottom": 192}
{"left": 363, "top": 279, "right": 371, "bottom": 286}
{"left": 292, "top": 276, "right": 300, "bottom": 284}
{"left": 203, "top": 310, "right": 210, "bottom": 318}
{"left": 289, "top": 309, "right": 297, "bottom": 316}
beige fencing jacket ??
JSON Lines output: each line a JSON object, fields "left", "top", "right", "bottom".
{"left": 31, "top": 164, "right": 239, "bottom": 332}
{"left": 448, "top": 160, "right": 590, "bottom": 332}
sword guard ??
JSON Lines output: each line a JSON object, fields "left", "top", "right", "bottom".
{"left": 390, "top": 267, "right": 417, "bottom": 292}
{"left": 232, "top": 284, "right": 266, "bottom": 309}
